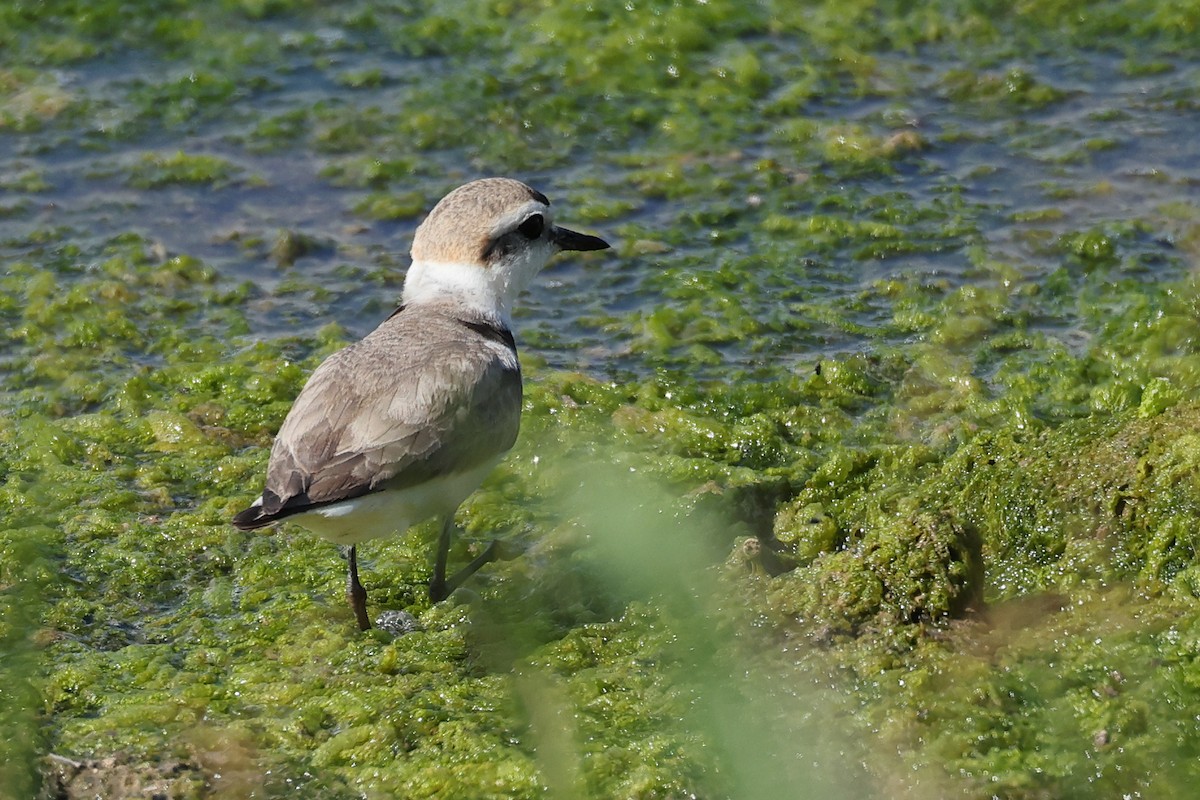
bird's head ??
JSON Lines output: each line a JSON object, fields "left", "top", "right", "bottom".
{"left": 403, "top": 177, "right": 610, "bottom": 324}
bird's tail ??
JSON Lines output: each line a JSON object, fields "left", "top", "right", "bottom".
{"left": 232, "top": 503, "right": 273, "bottom": 531}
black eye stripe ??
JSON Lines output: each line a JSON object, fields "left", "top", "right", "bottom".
{"left": 483, "top": 213, "right": 548, "bottom": 262}
{"left": 517, "top": 214, "right": 545, "bottom": 240}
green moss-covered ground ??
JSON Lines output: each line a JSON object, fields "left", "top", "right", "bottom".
{"left": 4, "top": 1, "right": 1200, "bottom": 797}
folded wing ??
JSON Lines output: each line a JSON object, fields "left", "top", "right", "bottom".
{"left": 233, "top": 312, "right": 521, "bottom": 529}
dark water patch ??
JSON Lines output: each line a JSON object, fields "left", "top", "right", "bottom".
{"left": 3, "top": 44, "right": 1197, "bottom": 381}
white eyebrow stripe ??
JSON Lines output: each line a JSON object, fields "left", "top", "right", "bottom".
{"left": 489, "top": 200, "right": 552, "bottom": 238}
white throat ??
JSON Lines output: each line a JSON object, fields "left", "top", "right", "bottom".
{"left": 402, "top": 246, "right": 550, "bottom": 324}
{"left": 401, "top": 260, "right": 515, "bottom": 323}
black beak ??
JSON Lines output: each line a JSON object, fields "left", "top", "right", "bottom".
{"left": 552, "top": 226, "right": 610, "bottom": 252}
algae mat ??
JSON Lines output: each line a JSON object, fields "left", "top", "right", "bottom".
{"left": 4, "top": 1, "right": 1200, "bottom": 798}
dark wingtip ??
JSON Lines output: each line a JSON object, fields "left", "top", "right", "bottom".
{"left": 232, "top": 505, "right": 271, "bottom": 530}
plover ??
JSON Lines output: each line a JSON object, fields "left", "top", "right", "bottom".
{"left": 233, "top": 178, "right": 609, "bottom": 630}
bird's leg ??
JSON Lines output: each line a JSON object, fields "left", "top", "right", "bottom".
{"left": 430, "top": 515, "right": 502, "bottom": 602}
{"left": 440, "top": 540, "right": 499, "bottom": 598}
{"left": 432, "top": 513, "right": 501, "bottom": 599}
{"left": 346, "top": 545, "right": 371, "bottom": 631}
{"left": 429, "top": 515, "right": 454, "bottom": 602}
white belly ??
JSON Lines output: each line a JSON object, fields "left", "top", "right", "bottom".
{"left": 286, "top": 461, "right": 498, "bottom": 546}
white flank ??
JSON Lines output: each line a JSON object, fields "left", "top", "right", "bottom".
{"left": 286, "top": 460, "right": 499, "bottom": 546}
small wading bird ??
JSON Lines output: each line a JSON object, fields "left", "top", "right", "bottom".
{"left": 233, "top": 178, "right": 609, "bottom": 630}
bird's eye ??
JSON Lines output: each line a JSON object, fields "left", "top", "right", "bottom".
{"left": 517, "top": 214, "right": 544, "bottom": 239}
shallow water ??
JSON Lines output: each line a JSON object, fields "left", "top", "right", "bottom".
{"left": 5, "top": 43, "right": 1197, "bottom": 379}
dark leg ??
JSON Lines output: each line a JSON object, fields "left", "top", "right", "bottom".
{"left": 429, "top": 515, "right": 454, "bottom": 602}
{"left": 440, "top": 540, "right": 499, "bottom": 598}
{"left": 430, "top": 513, "right": 501, "bottom": 602}
{"left": 346, "top": 545, "right": 371, "bottom": 631}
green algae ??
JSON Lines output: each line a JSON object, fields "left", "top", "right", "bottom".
{"left": 124, "top": 151, "right": 242, "bottom": 189}
{"left": 4, "top": 1, "right": 1200, "bottom": 799}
